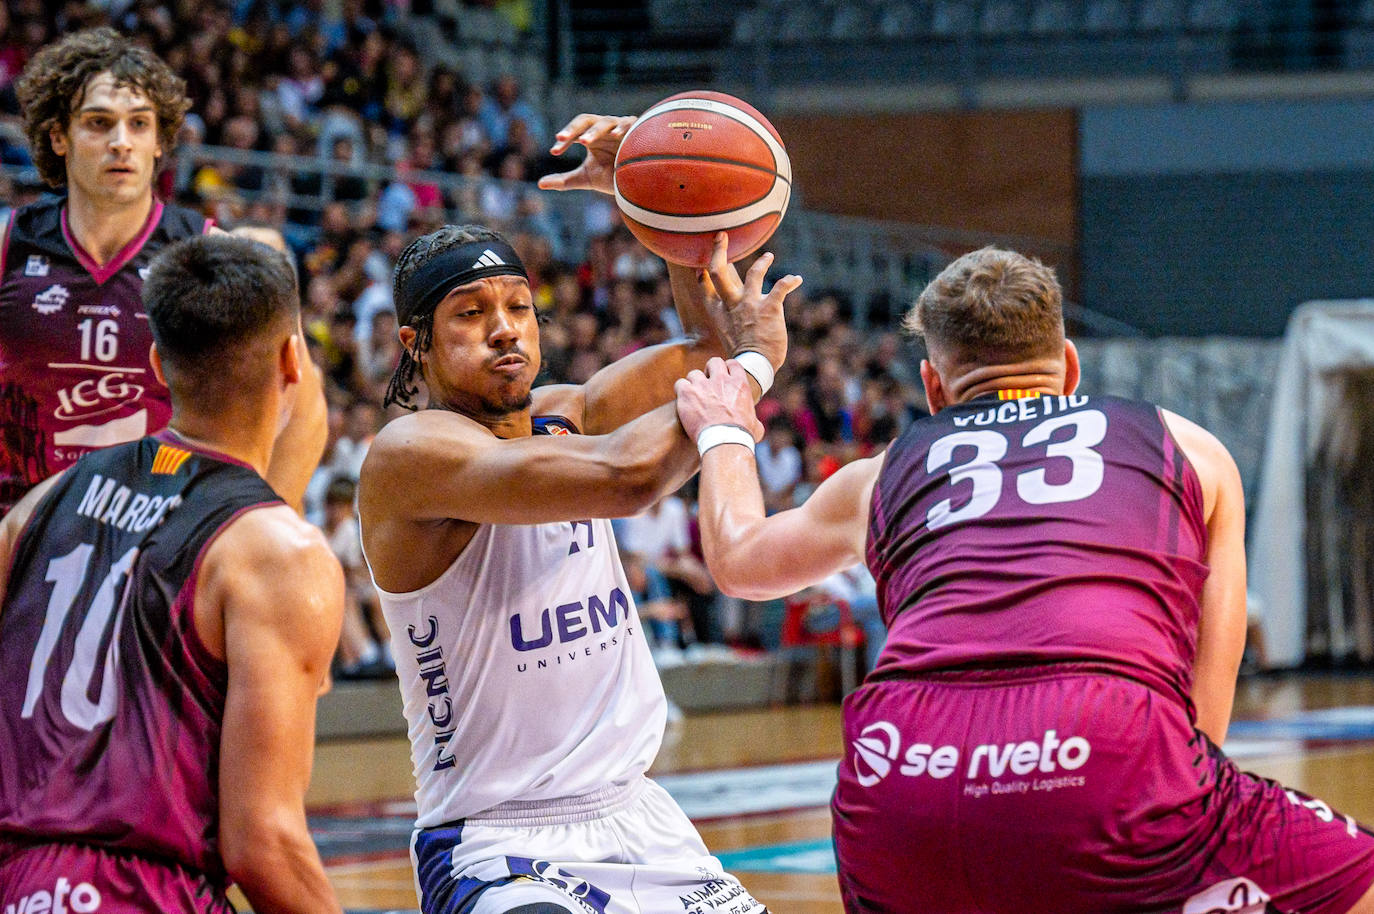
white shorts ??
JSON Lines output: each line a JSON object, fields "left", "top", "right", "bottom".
{"left": 409, "top": 777, "right": 766, "bottom": 914}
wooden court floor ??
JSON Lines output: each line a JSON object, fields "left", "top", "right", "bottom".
{"left": 300, "top": 674, "right": 1374, "bottom": 913}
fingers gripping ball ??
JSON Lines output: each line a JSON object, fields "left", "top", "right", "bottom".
{"left": 613, "top": 91, "right": 791, "bottom": 268}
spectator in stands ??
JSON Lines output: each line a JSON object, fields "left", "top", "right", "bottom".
{"left": 756, "top": 417, "right": 804, "bottom": 514}
{"left": 331, "top": 399, "right": 381, "bottom": 481}
{"left": 616, "top": 495, "right": 721, "bottom": 649}
{"left": 383, "top": 41, "right": 424, "bottom": 132}
{"left": 323, "top": 477, "right": 392, "bottom": 679}
{"left": 478, "top": 73, "right": 546, "bottom": 148}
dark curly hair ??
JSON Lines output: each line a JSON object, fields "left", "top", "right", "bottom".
{"left": 16, "top": 28, "right": 191, "bottom": 188}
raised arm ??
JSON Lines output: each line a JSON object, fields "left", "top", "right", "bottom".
{"left": 675, "top": 359, "right": 879, "bottom": 600}
{"left": 361, "top": 400, "right": 701, "bottom": 527}
{"left": 569, "top": 244, "right": 796, "bottom": 434}
{"left": 200, "top": 506, "right": 345, "bottom": 914}
{"left": 1163, "top": 408, "right": 1248, "bottom": 745}
{"left": 264, "top": 338, "right": 328, "bottom": 514}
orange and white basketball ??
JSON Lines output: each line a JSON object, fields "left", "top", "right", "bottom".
{"left": 613, "top": 91, "right": 791, "bottom": 267}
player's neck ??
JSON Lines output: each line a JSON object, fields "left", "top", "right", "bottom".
{"left": 64, "top": 187, "right": 155, "bottom": 267}
{"left": 429, "top": 397, "right": 533, "bottom": 438}
{"left": 164, "top": 411, "right": 274, "bottom": 478}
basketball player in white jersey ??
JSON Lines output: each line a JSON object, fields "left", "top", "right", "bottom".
{"left": 358, "top": 113, "right": 798, "bottom": 914}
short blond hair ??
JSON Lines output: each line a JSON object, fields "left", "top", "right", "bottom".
{"left": 905, "top": 247, "right": 1064, "bottom": 365}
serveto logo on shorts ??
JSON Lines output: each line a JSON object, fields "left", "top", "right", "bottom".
{"left": 1183, "top": 877, "right": 1271, "bottom": 914}
{"left": 4, "top": 877, "right": 102, "bottom": 914}
{"left": 31, "top": 283, "right": 69, "bottom": 315}
{"left": 849, "top": 722, "right": 1090, "bottom": 791}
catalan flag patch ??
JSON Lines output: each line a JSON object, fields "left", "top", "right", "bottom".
{"left": 997, "top": 389, "right": 1033, "bottom": 400}
{"left": 151, "top": 444, "right": 193, "bottom": 475}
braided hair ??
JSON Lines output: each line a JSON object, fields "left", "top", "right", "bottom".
{"left": 384, "top": 224, "right": 509, "bottom": 410}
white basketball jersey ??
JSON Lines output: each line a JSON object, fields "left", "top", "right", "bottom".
{"left": 375, "top": 515, "right": 667, "bottom": 827}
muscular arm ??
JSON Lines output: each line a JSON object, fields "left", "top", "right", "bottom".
{"left": 537, "top": 242, "right": 795, "bottom": 436}
{"left": 676, "top": 359, "right": 877, "bottom": 601}
{"left": 202, "top": 507, "right": 345, "bottom": 914}
{"left": 1163, "top": 409, "right": 1248, "bottom": 745}
{"left": 699, "top": 446, "right": 879, "bottom": 600}
{"left": 361, "top": 402, "right": 700, "bottom": 527}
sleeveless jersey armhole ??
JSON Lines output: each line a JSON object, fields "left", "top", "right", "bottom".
{"left": 180, "top": 500, "right": 281, "bottom": 670}
{"left": 1153, "top": 405, "right": 1208, "bottom": 540}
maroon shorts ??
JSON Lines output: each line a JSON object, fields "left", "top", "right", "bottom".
{"left": 832, "top": 665, "right": 1374, "bottom": 914}
{"left": 0, "top": 838, "right": 234, "bottom": 914}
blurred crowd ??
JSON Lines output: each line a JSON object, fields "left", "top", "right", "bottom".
{"left": 0, "top": 0, "right": 929, "bottom": 686}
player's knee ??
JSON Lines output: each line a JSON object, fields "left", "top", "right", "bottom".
{"left": 499, "top": 904, "right": 580, "bottom": 914}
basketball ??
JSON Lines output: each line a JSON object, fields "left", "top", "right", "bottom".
{"left": 613, "top": 91, "right": 791, "bottom": 268}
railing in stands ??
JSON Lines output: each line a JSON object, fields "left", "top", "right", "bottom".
{"left": 0, "top": 144, "right": 1139, "bottom": 335}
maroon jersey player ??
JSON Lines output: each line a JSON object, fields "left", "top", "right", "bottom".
{"left": 0, "top": 235, "right": 343, "bottom": 913}
{"left": 675, "top": 247, "right": 1374, "bottom": 914}
{"left": 0, "top": 28, "right": 325, "bottom": 516}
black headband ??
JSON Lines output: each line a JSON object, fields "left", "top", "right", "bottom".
{"left": 395, "top": 239, "right": 528, "bottom": 327}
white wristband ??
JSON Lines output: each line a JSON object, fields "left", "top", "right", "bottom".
{"left": 696, "top": 423, "right": 756, "bottom": 457}
{"left": 732, "top": 350, "right": 775, "bottom": 396}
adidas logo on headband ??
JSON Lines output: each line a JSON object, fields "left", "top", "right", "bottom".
{"left": 472, "top": 249, "right": 506, "bottom": 269}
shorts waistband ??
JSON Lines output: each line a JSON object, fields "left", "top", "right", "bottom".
{"left": 867, "top": 660, "right": 1165, "bottom": 690}
{"left": 463, "top": 778, "right": 647, "bottom": 826}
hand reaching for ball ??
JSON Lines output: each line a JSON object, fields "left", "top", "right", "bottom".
{"left": 700, "top": 233, "right": 800, "bottom": 382}
{"left": 537, "top": 114, "right": 635, "bottom": 196}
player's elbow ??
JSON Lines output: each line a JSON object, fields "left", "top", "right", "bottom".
{"left": 221, "top": 811, "right": 313, "bottom": 895}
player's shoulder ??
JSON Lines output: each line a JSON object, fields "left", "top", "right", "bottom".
{"left": 6, "top": 195, "right": 64, "bottom": 247}
{"left": 1159, "top": 408, "right": 1240, "bottom": 484}
{"left": 211, "top": 503, "right": 336, "bottom": 577}
{"left": 157, "top": 201, "right": 212, "bottom": 238}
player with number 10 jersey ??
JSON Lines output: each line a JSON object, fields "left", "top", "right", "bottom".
{"left": 0, "top": 433, "right": 278, "bottom": 910}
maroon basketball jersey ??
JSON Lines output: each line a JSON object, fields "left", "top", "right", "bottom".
{"left": 0, "top": 432, "right": 279, "bottom": 882}
{"left": 867, "top": 393, "right": 1209, "bottom": 707}
{"left": 0, "top": 196, "right": 211, "bottom": 514}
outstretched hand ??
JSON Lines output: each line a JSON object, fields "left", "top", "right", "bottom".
{"left": 675, "top": 357, "right": 766, "bottom": 446}
{"left": 699, "top": 233, "right": 801, "bottom": 377}
{"left": 537, "top": 114, "right": 636, "bottom": 196}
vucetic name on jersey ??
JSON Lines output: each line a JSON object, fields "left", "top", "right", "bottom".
{"left": 75, "top": 472, "right": 182, "bottom": 533}
{"left": 951, "top": 394, "right": 1090, "bottom": 429}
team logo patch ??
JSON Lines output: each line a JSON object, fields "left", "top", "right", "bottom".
{"left": 1183, "top": 877, "right": 1271, "bottom": 914}
{"left": 31, "top": 283, "right": 69, "bottom": 315}
{"left": 851, "top": 721, "right": 900, "bottom": 787}
{"left": 151, "top": 444, "right": 193, "bottom": 475}
{"left": 24, "top": 254, "right": 49, "bottom": 276}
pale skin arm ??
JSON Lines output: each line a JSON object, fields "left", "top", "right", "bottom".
{"left": 199, "top": 506, "right": 345, "bottom": 914}
{"left": 675, "top": 359, "right": 879, "bottom": 601}
{"left": 0, "top": 474, "right": 64, "bottom": 618}
{"left": 263, "top": 347, "right": 328, "bottom": 513}
{"left": 1162, "top": 408, "right": 1248, "bottom": 746}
